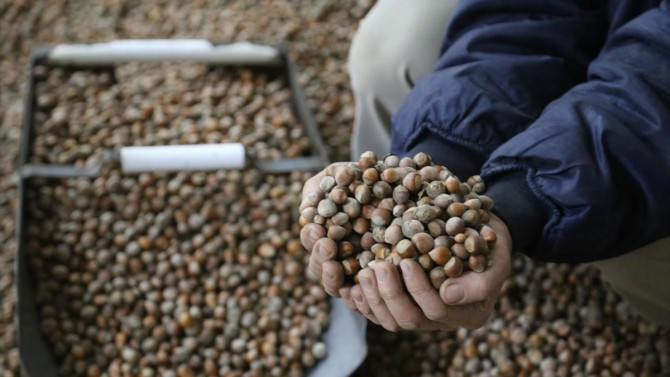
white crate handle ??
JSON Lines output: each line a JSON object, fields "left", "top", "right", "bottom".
{"left": 120, "top": 143, "right": 246, "bottom": 173}
{"left": 48, "top": 40, "right": 282, "bottom": 65}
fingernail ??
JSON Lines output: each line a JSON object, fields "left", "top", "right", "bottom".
{"left": 376, "top": 268, "right": 387, "bottom": 283}
{"left": 317, "top": 244, "right": 331, "bottom": 259}
{"left": 400, "top": 260, "right": 411, "bottom": 280}
{"left": 307, "top": 229, "right": 319, "bottom": 244}
{"left": 353, "top": 293, "right": 363, "bottom": 303}
{"left": 359, "top": 277, "right": 371, "bottom": 289}
{"left": 324, "top": 270, "right": 334, "bottom": 281}
{"left": 444, "top": 283, "right": 464, "bottom": 304}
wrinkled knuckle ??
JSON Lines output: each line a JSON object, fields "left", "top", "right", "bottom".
{"left": 398, "top": 316, "right": 421, "bottom": 331}
{"left": 367, "top": 295, "right": 384, "bottom": 307}
{"left": 379, "top": 288, "right": 399, "bottom": 301}
{"left": 408, "top": 285, "right": 430, "bottom": 300}
{"left": 384, "top": 322, "right": 401, "bottom": 333}
{"left": 425, "top": 311, "right": 444, "bottom": 322}
{"left": 324, "top": 286, "right": 338, "bottom": 298}
{"left": 360, "top": 306, "right": 373, "bottom": 316}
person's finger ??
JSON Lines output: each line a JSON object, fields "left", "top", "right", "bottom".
{"left": 300, "top": 223, "right": 326, "bottom": 251}
{"left": 440, "top": 221, "right": 511, "bottom": 306}
{"left": 440, "top": 269, "right": 492, "bottom": 306}
{"left": 300, "top": 163, "right": 349, "bottom": 211}
{"left": 300, "top": 172, "right": 323, "bottom": 210}
{"left": 358, "top": 268, "right": 400, "bottom": 332}
{"left": 351, "top": 284, "right": 379, "bottom": 324}
{"left": 373, "top": 261, "right": 426, "bottom": 331}
{"left": 322, "top": 261, "right": 344, "bottom": 297}
{"left": 339, "top": 287, "right": 357, "bottom": 311}
{"left": 308, "top": 237, "right": 337, "bottom": 278}
{"left": 400, "top": 259, "right": 486, "bottom": 329}
{"left": 400, "top": 259, "right": 449, "bottom": 322}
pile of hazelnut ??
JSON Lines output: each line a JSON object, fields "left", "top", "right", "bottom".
{"left": 300, "top": 151, "right": 497, "bottom": 289}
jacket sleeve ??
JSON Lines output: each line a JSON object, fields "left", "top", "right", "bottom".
{"left": 481, "top": 1, "right": 670, "bottom": 262}
{"left": 393, "top": 0, "right": 608, "bottom": 179}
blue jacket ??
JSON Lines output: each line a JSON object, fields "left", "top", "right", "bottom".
{"left": 391, "top": 0, "right": 670, "bottom": 263}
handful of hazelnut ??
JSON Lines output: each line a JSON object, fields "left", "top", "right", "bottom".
{"left": 300, "top": 151, "right": 497, "bottom": 289}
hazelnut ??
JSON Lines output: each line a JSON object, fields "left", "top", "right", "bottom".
{"left": 434, "top": 235, "right": 452, "bottom": 248}
{"left": 392, "top": 185, "right": 410, "bottom": 204}
{"left": 327, "top": 225, "right": 347, "bottom": 241}
{"left": 402, "top": 172, "right": 423, "bottom": 193}
{"left": 383, "top": 224, "right": 404, "bottom": 246}
{"left": 427, "top": 219, "right": 446, "bottom": 237}
{"left": 335, "top": 166, "right": 358, "bottom": 186}
{"left": 316, "top": 199, "right": 337, "bottom": 218}
{"left": 361, "top": 232, "right": 375, "bottom": 250}
{"left": 429, "top": 267, "right": 447, "bottom": 289}
{"left": 352, "top": 217, "right": 370, "bottom": 235}
{"left": 328, "top": 186, "right": 349, "bottom": 205}
{"left": 468, "top": 255, "right": 487, "bottom": 273}
{"left": 362, "top": 168, "right": 379, "bottom": 185}
{"left": 443, "top": 256, "right": 463, "bottom": 277}
{"left": 478, "top": 209, "right": 490, "bottom": 224}
{"left": 411, "top": 232, "right": 434, "bottom": 254}
{"left": 338, "top": 241, "right": 355, "bottom": 258}
{"left": 395, "top": 239, "right": 416, "bottom": 259}
{"left": 331, "top": 212, "right": 349, "bottom": 226}
{"left": 446, "top": 217, "right": 465, "bottom": 236}
{"left": 385, "top": 252, "right": 402, "bottom": 266}
{"left": 392, "top": 204, "right": 407, "bottom": 218}
{"left": 372, "top": 227, "right": 386, "bottom": 243}
{"left": 354, "top": 184, "right": 372, "bottom": 204}
{"left": 461, "top": 209, "right": 481, "bottom": 227}
{"left": 372, "top": 243, "right": 391, "bottom": 260}
{"left": 383, "top": 154, "right": 400, "bottom": 168}
{"left": 418, "top": 254, "right": 435, "bottom": 271}
{"left": 451, "top": 243, "right": 469, "bottom": 260}
{"left": 413, "top": 152, "right": 431, "bottom": 168}
{"left": 447, "top": 202, "right": 467, "bottom": 218}
{"left": 358, "top": 251, "right": 375, "bottom": 269}
{"left": 445, "top": 176, "right": 461, "bottom": 194}
{"left": 372, "top": 181, "right": 392, "bottom": 199}
{"left": 464, "top": 235, "right": 488, "bottom": 255}
{"left": 464, "top": 198, "right": 481, "bottom": 210}
{"left": 342, "top": 198, "right": 361, "bottom": 219}
{"left": 428, "top": 247, "right": 451, "bottom": 266}
{"left": 370, "top": 208, "right": 392, "bottom": 227}
{"left": 478, "top": 195, "right": 495, "bottom": 211}
{"left": 434, "top": 193, "right": 453, "bottom": 209}
{"left": 402, "top": 219, "right": 424, "bottom": 238}
{"left": 399, "top": 157, "right": 416, "bottom": 169}
{"left": 342, "top": 258, "right": 361, "bottom": 276}
{"left": 381, "top": 168, "right": 403, "bottom": 184}
{"left": 415, "top": 205, "right": 440, "bottom": 223}
{"left": 419, "top": 166, "right": 438, "bottom": 182}
{"left": 479, "top": 225, "right": 497, "bottom": 243}
{"left": 426, "top": 181, "right": 445, "bottom": 198}
{"left": 319, "top": 176, "right": 336, "bottom": 193}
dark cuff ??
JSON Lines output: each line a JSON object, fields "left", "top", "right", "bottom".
{"left": 484, "top": 171, "right": 550, "bottom": 255}
{"left": 401, "top": 131, "right": 485, "bottom": 179}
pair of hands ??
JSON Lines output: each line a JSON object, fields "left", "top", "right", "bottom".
{"left": 299, "top": 164, "right": 513, "bottom": 332}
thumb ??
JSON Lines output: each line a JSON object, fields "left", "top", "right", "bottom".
{"left": 440, "top": 270, "right": 493, "bottom": 306}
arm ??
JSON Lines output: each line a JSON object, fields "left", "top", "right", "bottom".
{"left": 483, "top": 1, "right": 670, "bottom": 262}
{"left": 393, "top": 0, "right": 608, "bottom": 179}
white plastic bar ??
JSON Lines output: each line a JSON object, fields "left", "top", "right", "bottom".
{"left": 47, "top": 40, "right": 282, "bottom": 66}
{"left": 120, "top": 143, "right": 246, "bottom": 173}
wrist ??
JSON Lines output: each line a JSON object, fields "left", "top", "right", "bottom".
{"left": 482, "top": 170, "right": 550, "bottom": 256}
